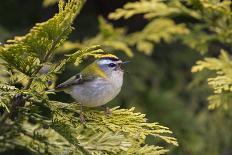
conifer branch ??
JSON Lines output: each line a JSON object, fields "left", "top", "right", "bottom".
{"left": 192, "top": 49, "right": 232, "bottom": 109}
{"left": 0, "top": 0, "right": 85, "bottom": 125}
{"left": 0, "top": 0, "right": 178, "bottom": 154}
{"left": 24, "top": 26, "right": 72, "bottom": 90}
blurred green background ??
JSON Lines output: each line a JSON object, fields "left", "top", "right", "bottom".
{"left": 1, "top": 0, "right": 232, "bottom": 155}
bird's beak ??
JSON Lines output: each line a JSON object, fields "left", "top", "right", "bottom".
{"left": 121, "top": 61, "right": 130, "bottom": 65}
{"left": 117, "top": 61, "right": 130, "bottom": 71}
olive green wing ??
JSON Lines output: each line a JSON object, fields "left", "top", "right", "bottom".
{"left": 55, "top": 73, "right": 95, "bottom": 90}
{"left": 55, "top": 61, "right": 107, "bottom": 90}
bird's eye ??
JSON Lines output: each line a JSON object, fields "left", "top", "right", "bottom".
{"left": 108, "top": 63, "right": 116, "bottom": 68}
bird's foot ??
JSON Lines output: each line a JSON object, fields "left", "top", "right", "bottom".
{"left": 104, "top": 106, "right": 111, "bottom": 116}
{"left": 80, "top": 112, "right": 86, "bottom": 124}
{"left": 79, "top": 103, "right": 86, "bottom": 124}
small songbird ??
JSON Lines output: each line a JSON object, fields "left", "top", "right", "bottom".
{"left": 55, "top": 55, "right": 127, "bottom": 122}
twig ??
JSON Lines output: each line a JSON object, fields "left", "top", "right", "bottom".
{"left": 0, "top": 26, "right": 71, "bottom": 125}
{"left": 0, "top": 94, "right": 25, "bottom": 124}
{"left": 24, "top": 26, "right": 70, "bottom": 90}
{"left": 0, "top": 0, "right": 85, "bottom": 128}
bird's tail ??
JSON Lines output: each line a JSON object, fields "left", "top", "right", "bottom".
{"left": 46, "top": 85, "right": 65, "bottom": 93}
{"left": 46, "top": 89, "right": 58, "bottom": 93}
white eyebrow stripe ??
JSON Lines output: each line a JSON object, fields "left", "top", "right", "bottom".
{"left": 97, "top": 59, "right": 122, "bottom": 65}
{"left": 97, "top": 59, "right": 114, "bottom": 65}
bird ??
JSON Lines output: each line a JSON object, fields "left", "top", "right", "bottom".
{"left": 54, "top": 54, "right": 128, "bottom": 123}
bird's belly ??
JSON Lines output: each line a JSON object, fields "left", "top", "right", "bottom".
{"left": 68, "top": 79, "right": 121, "bottom": 107}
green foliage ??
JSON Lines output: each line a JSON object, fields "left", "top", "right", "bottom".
{"left": 182, "top": 0, "right": 232, "bottom": 110}
{"left": 58, "top": 17, "right": 133, "bottom": 57}
{"left": 67, "top": 0, "right": 214, "bottom": 55}
{"left": 1, "top": 0, "right": 232, "bottom": 154}
{"left": 188, "top": 0, "right": 232, "bottom": 110}
{"left": 58, "top": 0, "right": 194, "bottom": 56}
{"left": 182, "top": 0, "right": 232, "bottom": 53}
{"left": 125, "top": 18, "right": 189, "bottom": 54}
{"left": 0, "top": 0, "right": 177, "bottom": 154}
{"left": 42, "top": 0, "right": 60, "bottom": 7}
{"left": 192, "top": 50, "right": 232, "bottom": 109}
{"left": 108, "top": 0, "right": 232, "bottom": 111}
{"left": 60, "top": 10, "right": 189, "bottom": 55}
{"left": 48, "top": 103, "right": 177, "bottom": 154}
{"left": 105, "top": 1, "right": 232, "bottom": 153}
{"left": 0, "top": 0, "right": 83, "bottom": 76}
{"left": 66, "top": 45, "right": 105, "bottom": 66}
{"left": 0, "top": 60, "right": 8, "bottom": 83}
{"left": 108, "top": 0, "right": 232, "bottom": 54}
{"left": 108, "top": 0, "right": 198, "bottom": 20}
{"left": 108, "top": 0, "right": 191, "bottom": 54}
{"left": 0, "top": 84, "right": 17, "bottom": 112}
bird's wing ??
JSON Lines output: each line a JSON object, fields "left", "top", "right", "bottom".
{"left": 55, "top": 73, "right": 95, "bottom": 90}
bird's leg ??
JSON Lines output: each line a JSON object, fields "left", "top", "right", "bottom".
{"left": 103, "top": 105, "right": 111, "bottom": 116}
{"left": 79, "top": 103, "right": 86, "bottom": 124}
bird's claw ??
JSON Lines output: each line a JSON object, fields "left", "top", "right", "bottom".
{"left": 104, "top": 106, "right": 111, "bottom": 116}
{"left": 80, "top": 113, "right": 86, "bottom": 124}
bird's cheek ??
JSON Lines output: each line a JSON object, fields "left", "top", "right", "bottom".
{"left": 113, "top": 67, "right": 118, "bottom": 71}
{"left": 118, "top": 64, "right": 125, "bottom": 71}
{"left": 117, "top": 67, "right": 123, "bottom": 72}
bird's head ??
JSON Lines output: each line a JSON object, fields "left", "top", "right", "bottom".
{"left": 95, "top": 54, "right": 127, "bottom": 74}
{"left": 82, "top": 54, "right": 129, "bottom": 79}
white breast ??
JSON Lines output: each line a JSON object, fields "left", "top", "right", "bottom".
{"left": 67, "top": 71, "right": 123, "bottom": 107}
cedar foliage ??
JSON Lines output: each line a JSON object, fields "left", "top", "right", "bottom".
{"left": 109, "top": 0, "right": 232, "bottom": 110}
{"left": 66, "top": 0, "right": 232, "bottom": 110}
{"left": 192, "top": 50, "right": 232, "bottom": 109}
{"left": 0, "top": 0, "right": 178, "bottom": 154}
